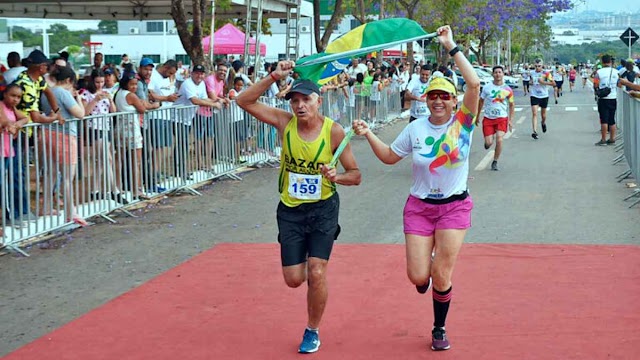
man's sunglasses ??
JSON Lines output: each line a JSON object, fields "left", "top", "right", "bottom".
{"left": 427, "top": 92, "right": 453, "bottom": 101}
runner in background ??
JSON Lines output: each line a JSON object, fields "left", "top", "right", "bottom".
{"left": 476, "top": 65, "right": 515, "bottom": 171}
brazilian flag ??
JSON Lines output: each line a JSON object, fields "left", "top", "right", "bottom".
{"left": 295, "top": 18, "right": 434, "bottom": 85}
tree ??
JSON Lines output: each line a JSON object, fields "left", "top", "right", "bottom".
{"left": 314, "top": 0, "right": 346, "bottom": 52}
{"left": 98, "top": 20, "right": 118, "bottom": 34}
{"left": 171, "top": 0, "right": 209, "bottom": 68}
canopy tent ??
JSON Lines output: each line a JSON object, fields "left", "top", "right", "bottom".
{"left": 202, "top": 23, "right": 266, "bottom": 56}
{"left": 0, "top": 0, "right": 312, "bottom": 20}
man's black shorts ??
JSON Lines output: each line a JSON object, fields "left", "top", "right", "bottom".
{"left": 277, "top": 193, "right": 341, "bottom": 266}
{"left": 597, "top": 98, "right": 617, "bottom": 126}
{"left": 530, "top": 96, "right": 549, "bottom": 108}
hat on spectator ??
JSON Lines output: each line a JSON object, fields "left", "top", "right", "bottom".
{"left": 103, "top": 67, "right": 115, "bottom": 75}
{"left": 140, "top": 57, "right": 155, "bottom": 67}
{"left": 192, "top": 64, "right": 206, "bottom": 73}
{"left": 285, "top": 79, "right": 321, "bottom": 100}
{"left": 26, "top": 50, "right": 50, "bottom": 65}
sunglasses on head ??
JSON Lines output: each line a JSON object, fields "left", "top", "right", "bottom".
{"left": 427, "top": 92, "right": 452, "bottom": 101}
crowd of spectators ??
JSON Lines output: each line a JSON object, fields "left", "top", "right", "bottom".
{"left": 0, "top": 49, "right": 417, "bottom": 237}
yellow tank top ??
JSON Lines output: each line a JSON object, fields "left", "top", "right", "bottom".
{"left": 279, "top": 116, "right": 336, "bottom": 207}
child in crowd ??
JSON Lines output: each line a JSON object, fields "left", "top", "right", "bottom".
{"left": 0, "top": 84, "right": 29, "bottom": 234}
{"left": 229, "top": 77, "right": 250, "bottom": 161}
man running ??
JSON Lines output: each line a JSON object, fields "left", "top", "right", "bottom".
{"left": 528, "top": 59, "right": 555, "bottom": 140}
{"left": 521, "top": 66, "right": 530, "bottom": 96}
{"left": 580, "top": 66, "right": 589, "bottom": 88}
{"left": 236, "top": 61, "right": 361, "bottom": 354}
{"left": 476, "top": 65, "right": 515, "bottom": 171}
{"left": 405, "top": 64, "right": 432, "bottom": 122}
{"left": 552, "top": 63, "right": 565, "bottom": 104}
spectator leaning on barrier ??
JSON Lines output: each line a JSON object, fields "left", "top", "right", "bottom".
{"left": 12, "top": 50, "right": 64, "bottom": 226}
{"left": 174, "top": 64, "right": 222, "bottom": 179}
{"left": 80, "top": 69, "right": 127, "bottom": 205}
{"left": 148, "top": 59, "right": 180, "bottom": 191}
{"left": 40, "top": 66, "right": 88, "bottom": 226}
{"left": 114, "top": 71, "right": 159, "bottom": 200}
{"left": 0, "top": 84, "right": 29, "bottom": 232}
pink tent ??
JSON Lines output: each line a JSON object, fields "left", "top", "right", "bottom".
{"left": 202, "top": 23, "right": 266, "bottom": 56}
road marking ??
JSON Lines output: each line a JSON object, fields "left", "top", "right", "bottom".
{"left": 504, "top": 128, "right": 515, "bottom": 139}
{"left": 475, "top": 150, "right": 495, "bottom": 171}
{"left": 516, "top": 115, "right": 526, "bottom": 124}
{"left": 515, "top": 108, "right": 524, "bottom": 112}
{"left": 565, "top": 107, "right": 578, "bottom": 111}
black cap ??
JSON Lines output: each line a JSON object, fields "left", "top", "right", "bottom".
{"left": 26, "top": 49, "right": 50, "bottom": 65}
{"left": 193, "top": 64, "right": 206, "bottom": 73}
{"left": 285, "top": 79, "right": 320, "bottom": 100}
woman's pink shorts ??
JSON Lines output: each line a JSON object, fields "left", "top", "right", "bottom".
{"left": 403, "top": 195, "right": 473, "bottom": 236}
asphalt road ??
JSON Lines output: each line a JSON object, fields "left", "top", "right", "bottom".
{"left": 1, "top": 83, "right": 638, "bottom": 356}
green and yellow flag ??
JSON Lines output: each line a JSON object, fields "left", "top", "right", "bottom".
{"left": 295, "top": 18, "right": 435, "bottom": 85}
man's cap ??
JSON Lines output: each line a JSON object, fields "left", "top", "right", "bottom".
{"left": 26, "top": 50, "right": 50, "bottom": 65}
{"left": 425, "top": 76, "right": 457, "bottom": 95}
{"left": 139, "top": 57, "right": 155, "bottom": 67}
{"left": 192, "top": 64, "right": 206, "bottom": 73}
{"left": 103, "top": 67, "right": 115, "bottom": 75}
{"left": 285, "top": 79, "right": 321, "bottom": 100}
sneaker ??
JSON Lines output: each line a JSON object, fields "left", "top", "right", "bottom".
{"left": 531, "top": 132, "right": 538, "bottom": 140}
{"left": 594, "top": 140, "right": 607, "bottom": 146}
{"left": 298, "top": 329, "right": 321, "bottom": 353}
{"left": 606, "top": 139, "right": 616, "bottom": 145}
{"left": 491, "top": 160, "right": 499, "bottom": 171}
{"left": 431, "top": 327, "right": 451, "bottom": 351}
{"left": 416, "top": 277, "right": 432, "bottom": 294}
{"left": 484, "top": 142, "right": 491, "bottom": 150}
{"left": 541, "top": 122, "right": 547, "bottom": 133}
{"left": 555, "top": 99, "right": 558, "bottom": 104}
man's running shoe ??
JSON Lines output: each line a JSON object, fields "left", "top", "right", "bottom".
{"left": 606, "top": 139, "right": 616, "bottom": 145}
{"left": 595, "top": 140, "right": 607, "bottom": 146}
{"left": 298, "top": 329, "right": 321, "bottom": 353}
{"left": 416, "top": 277, "right": 432, "bottom": 294}
{"left": 541, "top": 122, "right": 547, "bottom": 133}
{"left": 531, "top": 132, "right": 539, "bottom": 140}
{"left": 491, "top": 160, "right": 499, "bottom": 171}
{"left": 431, "top": 327, "right": 451, "bottom": 351}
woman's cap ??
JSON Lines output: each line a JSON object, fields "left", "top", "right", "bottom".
{"left": 425, "top": 76, "right": 457, "bottom": 95}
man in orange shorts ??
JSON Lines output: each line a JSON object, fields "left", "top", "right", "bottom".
{"left": 476, "top": 65, "right": 514, "bottom": 171}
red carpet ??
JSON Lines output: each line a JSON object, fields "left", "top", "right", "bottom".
{"left": 5, "top": 243, "right": 640, "bottom": 360}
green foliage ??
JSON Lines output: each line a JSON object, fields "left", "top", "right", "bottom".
{"left": 97, "top": 20, "right": 118, "bottom": 34}
{"left": 550, "top": 41, "right": 639, "bottom": 64}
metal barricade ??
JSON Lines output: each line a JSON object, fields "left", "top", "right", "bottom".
{"left": 618, "top": 91, "right": 640, "bottom": 207}
{"left": 1, "top": 90, "right": 401, "bottom": 253}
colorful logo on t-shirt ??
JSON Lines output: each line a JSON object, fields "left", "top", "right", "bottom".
{"left": 418, "top": 109, "right": 474, "bottom": 174}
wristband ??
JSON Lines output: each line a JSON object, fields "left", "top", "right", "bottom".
{"left": 448, "top": 46, "right": 460, "bottom": 57}
{"left": 269, "top": 72, "right": 279, "bottom": 82}
{"left": 53, "top": 108, "right": 60, "bottom": 114}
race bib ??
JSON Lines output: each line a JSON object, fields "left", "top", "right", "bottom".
{"left": 487, "top": 108, "right": 501, "bottom": 118}
{"left": 288, "top": 173, "right": 322, "bottom": 200}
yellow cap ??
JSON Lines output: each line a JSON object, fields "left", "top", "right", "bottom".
{"left": 425, "top": 76, "right": 457, "bottom": 96}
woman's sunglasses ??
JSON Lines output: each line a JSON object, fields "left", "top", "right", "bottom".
{"left": 427, "top": 92, "right": 453, "bottom": 101}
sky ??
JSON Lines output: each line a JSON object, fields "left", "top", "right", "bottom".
{"left": 579, "top": 0, "right": 637, "bottom": 13}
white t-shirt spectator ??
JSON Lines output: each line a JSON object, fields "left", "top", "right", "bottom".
{"left": 596, "top": 67, "right": 620, "bottom": 100}
{"left": 3, "top": 66, "right": 27, "bottom": 84}
{"left": 175, "top": 77, "right": 207, "bottom": 125}
{"left": 149, "top": 69, "right": 176, "bottom": 120}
